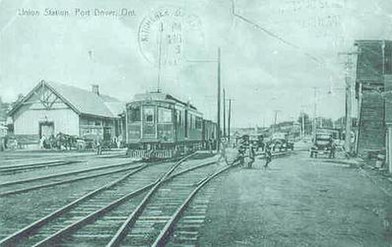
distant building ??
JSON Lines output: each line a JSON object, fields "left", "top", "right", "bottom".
{"left": 271, "top": 121, "right": 301, "bottom": 137}
{"left": 8, "top": 80, "right": 125, "bottom": 146}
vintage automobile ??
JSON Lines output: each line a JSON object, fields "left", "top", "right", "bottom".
{"left": 310, "top": 128, "right": 340, "bottom": 158}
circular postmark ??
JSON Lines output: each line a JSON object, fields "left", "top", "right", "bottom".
{"left": 138, "top": 6, "right": 204, "bottom": 66}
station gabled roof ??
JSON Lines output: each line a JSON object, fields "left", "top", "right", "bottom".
{"left": 9, "top": 80, "right": 125, "bottom": 118}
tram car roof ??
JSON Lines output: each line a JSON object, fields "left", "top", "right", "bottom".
{"left": 129, "top": 92, "right": 198, "bottom": 110}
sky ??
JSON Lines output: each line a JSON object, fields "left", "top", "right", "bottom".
{"left": 1, "top": 0, "right": 392, "bottom": 127}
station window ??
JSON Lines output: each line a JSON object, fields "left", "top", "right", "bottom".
{"left": 144, "top": 107, "right": 154, "bottom": 123}
{"left": 158, "top": 107, "right": 172, "bottom": 123}
{"left": 130, "top": 106, "right": 141, "bottom": 122}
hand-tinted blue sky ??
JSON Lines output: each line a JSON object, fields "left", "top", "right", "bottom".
{"left": 1, "top": 0, "right": 391, "bottom": 127}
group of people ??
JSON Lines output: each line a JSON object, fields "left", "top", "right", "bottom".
{"left": 39, "top": 133, "right": 76, "bottom": 150}
{"left": 218, "top": 135, "right": 273, "bottom": 169}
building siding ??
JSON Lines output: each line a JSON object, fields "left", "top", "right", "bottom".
{"left": 13, "top": 107, "right": 79, "bottom": 136}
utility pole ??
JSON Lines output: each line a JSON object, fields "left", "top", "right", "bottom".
{"left": 273, "top": 110, "right": 280, "bottom": 133}
{"left": 185, "top": 48, "right": 222, "bottom": 151}
{"left": 312, "top": 87, "right": 318, "bottom": 140}
{"left": 157, "top": 22, "right": 164, "bottom": 93}
{"left": 339, "top": 52, "right": 358, "bottom": 155}
{"left": 223, "top": 88, "right": 226, "bottom": 138}
{"left": 228, "top": 99, "right": 232, "bottom": 142}
{"left": 300, "top": 106, "right": 306, "bottom": 138}
{"left": 226, "top": 98, "right": 234, "bottom": 142}
{"left": 302, "top": 111, "right": 305, "bottom": 138}
{"left": 217, "top": 48, "right": 221, "bottom": 151}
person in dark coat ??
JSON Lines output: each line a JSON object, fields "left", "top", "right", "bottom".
{"left": 264, "top": 144, "right": 272, "bottom": 169}
{"left": 247, "top": 144, "right": 256, "bottom": 168}
{"left": 328, "top": 136, "right": 336, "bottom": 159}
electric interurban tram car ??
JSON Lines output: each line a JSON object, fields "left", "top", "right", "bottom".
{"left": 125, "top": 92, "right": 217, "bottom": 159}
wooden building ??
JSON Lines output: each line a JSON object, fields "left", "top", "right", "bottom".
{"left": 354, "top": 40, "right": 392, "bottom": 155}
{"left": 8, "top": 80, "right": 125, "bottom": 145}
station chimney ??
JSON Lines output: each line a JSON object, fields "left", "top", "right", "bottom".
{"left": 92, "top": 84, "right": 100, "bottom": 96}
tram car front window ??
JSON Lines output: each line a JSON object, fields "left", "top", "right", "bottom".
{"left": 144, "top": 107, "right": 154, "bottom": 123}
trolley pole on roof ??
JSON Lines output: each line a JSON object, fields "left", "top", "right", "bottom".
{"left": 217, "top": 48, "right": 221, "bottom": 151}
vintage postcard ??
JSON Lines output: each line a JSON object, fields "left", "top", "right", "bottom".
{"left": 1, "top": 0, "right": 392, "bottom": 246}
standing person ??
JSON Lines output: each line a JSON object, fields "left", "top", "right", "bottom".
{"left": 257, "top": 135, "right": 264, "bottom": 152}
{"left": 328, "top": 136, "right": 336, "bottom": 159}
{"left": 96, "top": 136, "right": 102, "bottom": 155}
{"left": 264, "top": 144, "right": 272, "bottom": 169}
{"left": 40, "top": 135, "right": 46, "bottom": 149}
{"left": 208, "top": 138, "right": 213, "bottom": 154}
{"left": 233, "top": 145, "right": 245, "bottom": 167}
{"left": 0, "top": 137, "right": 4, "bottom": 151}
{"left": 247, "top": 144, "right": 256, "bottom": 168}
{"left": 232, "top": 135, "right": 247, "bottom": 167}
{"left": 218, "top": 138, "right": 229, "bottom": 165}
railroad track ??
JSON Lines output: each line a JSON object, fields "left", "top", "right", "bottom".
{"left": 0, "top": 153, "right": 226, "bottom": 247}
{"left": 0, "top": 160, "right": 83, "bottom": 174}
{"left": 0, "top": 153, "right": 211, "bottom": 246}
{"left": 106, "top": 161, "right": 230, "bottom": 247}
{"left": 0, "top": 160, "right": 142, "bottom": 197}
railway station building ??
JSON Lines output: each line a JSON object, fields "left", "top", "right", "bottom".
{"left": 8, "top": 80, "right": 125, "bottom": 146}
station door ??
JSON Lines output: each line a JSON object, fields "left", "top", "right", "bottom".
{"left": 39, "top": 122, "right": 54, "bottom": 138}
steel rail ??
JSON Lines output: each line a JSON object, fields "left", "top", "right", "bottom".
{"left": 31, "top": 156, "right": 215, "bottom": 247}
{"left": 152, "top": 164, "right": 232, "bottom": 247}
{"left": 0, "top": 160, "right": 82, "bottom": 173}
{"left": 0, "top": 160, "right": 69, "bottom": 170}
{"left": 0, "top": 164, "right": 144, "bottom": 197}
{"left": 0, "top": 164, "right": 148, "bottom": 246}
{"left": 0, "top": 161, "right": 139, "bottom": 187}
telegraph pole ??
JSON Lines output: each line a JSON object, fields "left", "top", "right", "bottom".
{"left": 273, "top": 110, "right": 280, "bottom": 133}
{"left": 302, "top": 111, "right": 305, "bottom": 138}
{"left": 312, "top": 87, "right": 318, "bottom": 140}
{"left": 228, "top": 98, "right": 232, "bottom": 142}
{"left": 185, "top": 48, "right": 222, "bottom": 151}
{"left": 157, "top": 22, "right": 164, "bottom": 92}
{"left": 300, "top": 106, "right": 306, "bottom": 138}
{"left": 223, "top": 88, "right": 226, "bottom": 138}
{"left": 217, "top": 48, "right": 221, "bottom": 151}
{"left": 339, "top": 52, "right": 358, "bottom": 155}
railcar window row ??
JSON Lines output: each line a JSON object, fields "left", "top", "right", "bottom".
{"left": 128, "top": 105, "right": 202, "bottom": 130}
